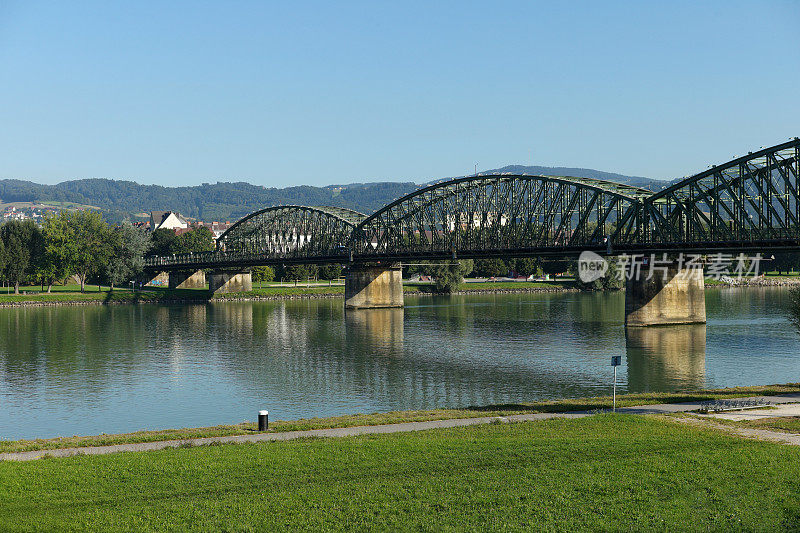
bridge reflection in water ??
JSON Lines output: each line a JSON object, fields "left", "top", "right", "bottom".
{"left": 625, "top": 325, "right": 707, "bottom": 392}
{"left": 345, "top": 308, "right": 404, "bottom": 357}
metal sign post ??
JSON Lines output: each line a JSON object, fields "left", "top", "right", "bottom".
{"left": 611, "top": 356, "right": 621, "bottom": 412}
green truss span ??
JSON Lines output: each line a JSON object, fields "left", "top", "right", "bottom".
{"left": 144, "top": 138, "right": 800, "bottom": 271}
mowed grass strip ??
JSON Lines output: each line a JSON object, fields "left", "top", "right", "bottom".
{"left": 2, "top": 415, "right": 800, "bottom": 532}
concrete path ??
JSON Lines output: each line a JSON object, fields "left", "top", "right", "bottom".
{"left": 3, "top": 393, "right": 800, "bottom": 462}
{"left": 0, "top": 413, "right": 589, "bottom": 462}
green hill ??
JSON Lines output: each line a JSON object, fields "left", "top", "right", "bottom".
{"left": 0, "top": 167, "right": 669, "bottom": 222}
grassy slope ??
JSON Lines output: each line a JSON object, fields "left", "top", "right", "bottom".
{"left": 2, "top": 415, "right": 800, "bottom": 531}
{"left": 3, "top": 383, "right": 798, "bottom": 454}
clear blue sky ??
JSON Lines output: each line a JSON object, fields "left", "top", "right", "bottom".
{"left": 1, "top": 1, "right": 798, "bottom": 187}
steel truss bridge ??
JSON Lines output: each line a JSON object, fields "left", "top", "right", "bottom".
{"left": 144, "top": 139, "right": 800, "bottom": 272}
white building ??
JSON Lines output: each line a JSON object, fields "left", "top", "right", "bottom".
{"left": 150, "top": 211, "right": 189, "bottom": 231}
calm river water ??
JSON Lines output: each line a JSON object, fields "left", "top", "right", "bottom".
{"left": 1, "top": 288, "right": 798, "bottom": 440}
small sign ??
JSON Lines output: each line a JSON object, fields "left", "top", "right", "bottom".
{"left": 611, "top": 356, "right": 621, "bottom": 367}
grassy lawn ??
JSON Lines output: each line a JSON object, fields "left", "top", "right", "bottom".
{"left": 3, "top": 383, "right": 798, "bottom": 454}
{"left": 215, "top": 285, "right": 345, "bottom": 298}
{"left": 2, "top": 415, "right": 800, "bottom": 531}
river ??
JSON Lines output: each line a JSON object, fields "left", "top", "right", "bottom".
{"left": 1, "top": 288, "right": 798, "bottom": 440}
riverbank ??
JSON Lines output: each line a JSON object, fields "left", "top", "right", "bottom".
{"left": 1, "top": 276, "right": 797, "bottom": 307}
{"left": 0, "top": 280, "right": 577, "bottom": 307}
{"left": 3, "top": 414, "right": 800, "bottom": 531}
{"left": 3, "top": 383, "right": 798, "bottom": 454}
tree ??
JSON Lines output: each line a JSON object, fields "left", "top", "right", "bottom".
{"left": 432, "top": 260, "right": 473, "bottom": 293}
{"left": 513, "top": 257, "right": 542, "bottom": 277}
{"left": 540, "top": 257, "right": 572, "bottom": 276}
{"left": 772, "top": 252, "right": 800, "bottom": 275}
{"left": 149, "top": 228, "right": 178, "bottom": 256}
{"left": 174, "top": 226, "right": 215, "bottom": 254}
{"left": 474, "top": 258, "right": 508, "bottom": 278}
{"left": 0, "top": 236, "right": 5, "bottom": 290}
{"left": 0, "top": 220, "right": 41, "bottom": 294}
{"left": 570, "top": 256, "right": 624, "bottom": 291}
{"left": 40, "top": 212, "right": 76, "bottom": 293}
{"left": 105, "top": 222, "right": 151, "bottom": 290}
{"left": 69, "top": 210, "right": 111, "bottom": 292}
{"left": 283, "top": 264, "right": 313, "bottom": 281}
{"left": 319, "top": 263, "right": 343, "bottom": 280}
{"left": 252, "top": 266, "right": 275, "bottom": 286}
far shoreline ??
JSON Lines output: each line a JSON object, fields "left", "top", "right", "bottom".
{"left": 0, "top": 277, "right": 797, "bottom": 308}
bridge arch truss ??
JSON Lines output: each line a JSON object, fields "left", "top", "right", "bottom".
{"left": 351, "top": 174, "right": 652, "bottom": 260}
{"left": 643, "top": 139, "right": 800, "bottom": 251}
{"left": 143, "top": 138, "right": 800, "bottom": 272}
{"left": 217, "top": 205, "right": 365, "bottom": 260}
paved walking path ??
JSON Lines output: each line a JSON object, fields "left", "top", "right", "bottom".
{"left": 3, "top": 393, "right": 800, "bottom": 462}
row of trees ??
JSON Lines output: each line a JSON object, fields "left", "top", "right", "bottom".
{"left": 0, "top": 212, "right": 219, "bottom": 294}
{"left": 149, "top": 227, "right": 216, "bottom": 256}
{"left": 772, "top": 253, "right": 800, "bottom": 275}
{"left": 255, "top": 263, "right": 344, "bottom": 283}
{"left": 0, "top": 212, "right": 150, "bottom": 293}
{"left": 405, "top": 257, "right": 572, "bottom": 286}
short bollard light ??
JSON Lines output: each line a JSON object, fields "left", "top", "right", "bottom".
{"left": 258, "top": 410, "right": 269, "bottom": 431}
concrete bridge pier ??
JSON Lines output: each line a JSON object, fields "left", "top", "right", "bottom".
{"left": 168, "top": 270, "right": 206, "bottom": 289}
{"left": 145, "top": 271, "right": 169, "bottom": 287}
{"left": 625, "top": 260, "right": 706, "bottom": 327}
{"left": 209, "top": 271, "right": 252, "bottom": 294}
{"left": 345, "top": 264, "right": 404, "bottom": 309}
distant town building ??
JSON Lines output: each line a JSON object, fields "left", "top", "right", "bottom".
{"left": 193, "top": 221, "right": 233, "bottom": 239}
{"left": 150, "top": 211, "right": 189, "bottom": 231}
{"left": 2, "top": 205, "right": 54, "bottom": 223}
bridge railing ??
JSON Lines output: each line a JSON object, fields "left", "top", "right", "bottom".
{"left": 143, "top": 249, "right": 352, "bottom": 270}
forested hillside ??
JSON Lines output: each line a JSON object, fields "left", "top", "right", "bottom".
{"left": 0, "top": 180, "right": 419, "bottom": 222}
{"left": 0, "top": 166, "right": 669, "bottom": 221}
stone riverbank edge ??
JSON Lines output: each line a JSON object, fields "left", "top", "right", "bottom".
{"left": 0, "top": 277, "right": 797, "bottom": 308}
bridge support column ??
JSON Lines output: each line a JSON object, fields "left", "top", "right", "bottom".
{"left": 208, "top": 271, "right": 252, "bottom": 294}
{"left": 345, "top": 264, "right": 403, "bottom": 309}
{"left": 145, "top": 271, "right": 170, "bottom": 287}
{"left": 625, "top": 261, "right": 706, "bottom": 327}
{"left": 168, "top": 270, "right": 206, "bottom": 289}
